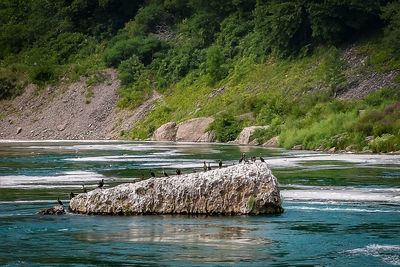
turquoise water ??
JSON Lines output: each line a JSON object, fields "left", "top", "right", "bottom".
{"left": 0, "top": 141, "right": 399, "bottom": 266}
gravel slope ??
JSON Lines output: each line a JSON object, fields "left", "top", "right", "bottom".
{"left": 0, "top": 69, "right": 160, "bottom": 140}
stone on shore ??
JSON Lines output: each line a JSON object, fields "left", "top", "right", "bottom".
{"left": 235, "top": 126, "right": 269, "bottom": 145}
{"left": 263, "top": 136, "right": 280, "bottom": 147}
{"left": 69, "top": 162, "right": 283, "bottom": 215}
{"left": 175, "top": 117, "right": 215, "bottom": 142}
{"left": 152, "top": 122, "right": 177, "bottom": 141}
{"left": 152, "top": 117, "right": 216, "bottom": 142}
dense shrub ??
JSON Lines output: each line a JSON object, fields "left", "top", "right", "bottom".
{"left": 104, "top": 36, "right": 167, "bottom": 67}
{"left": 370, "top": 134, "right": 400, "bottom": 153}
{"left": 209, "top": 113, "right": 242, "bottom": 142}
{"left": 118, "top": 55, "right": 145, "bottom": 86}
{"left": 354, "top": 102, "right": 400, "bottom": 137}
{"left": 155, "top": 45, "right": 203, "bottom": 89}
{"left": 206, "top": 45, "right": 227, "bottom": 84}
{"left": 381, "top": 1, "right": 400, "bottom": 55}
{"left": 0, "top": 76, "right": 16, "bottom": 99}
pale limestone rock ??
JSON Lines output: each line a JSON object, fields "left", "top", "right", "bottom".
{"left": 69, "top": 162, "right": 283, "bottom": 215}
{"left": 152, "top": 122, "right": 177, "bottom": 141}
{"left": 328, "top": 147, "right": 337, "bottom": 153}
{"left": 235, "top": 126, "right": 269, "bottom": 145}
{"left": 263, "top": 136, "right": 279, "bottom": 147}
{"left": 197, "top": 130, "right": 217, "bottom": 142}
{"left": 175, "top": 117, "right": 214, "bottom": 142}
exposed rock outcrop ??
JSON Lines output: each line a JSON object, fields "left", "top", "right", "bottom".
{"left": 176, "top": 117, "right": 215, "bottom": 142}
{"left": 263, "top": 136, "right": 279, "bottom": 147}
{"left": 235, "top": 126, "right": 269, "bottom": 145}
{"left": 69, "top": 162, "right": 283, "bottom": 215}
{"left": 152, "top": 122, "right": 177, "bottom": 141}
{"left": 152, "top": 117, "right": 216, "bottom": 142}
{"left": 38, "top": 205, "right": 65, "bottom": 215}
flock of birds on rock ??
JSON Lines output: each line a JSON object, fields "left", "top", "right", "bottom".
{"left": 58, "top": 153, "right": 267, "bottom": 206}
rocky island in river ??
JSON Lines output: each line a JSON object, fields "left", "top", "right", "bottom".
{"left": 69, "top": 162, "right": 283, "bottom": 215}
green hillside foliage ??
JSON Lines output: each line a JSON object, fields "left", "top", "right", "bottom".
{"left": 1, "top": 0, "right": 399, "bottom": 151}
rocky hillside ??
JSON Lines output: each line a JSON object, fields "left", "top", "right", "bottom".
{"left": 0, "top": 1, "right": 399, "bottom": 152}
{"left": 0, "top": 70, "right": 160, "bottom": 140}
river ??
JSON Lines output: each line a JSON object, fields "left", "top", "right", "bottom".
{"left": 0, "top": 141, "right": 399, "bottom": 266}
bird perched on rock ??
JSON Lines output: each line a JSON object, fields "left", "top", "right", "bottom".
{"left": 239, "top": 153, "right": 246, "bottom": 163}
{"left": 176, "top": 169, "right": 181, "bottom": 175}
{"left": 163, "top": 168, "right": 169, "bottom": 177}
{"left": 207, "top": 163, "right": 211, "bottom": 171}
{"left": 150, "top": 171, "right": 156, "bottom": 177}
{"left": 218, "top": 160, "right": 222, "bottom": 168}
{"left": 98, "top": 179, "right": 104, "bottom": 189}
{"left": 57, "top": 197, "right": 64, "bottom": 206}
{"left": 69, "top": 192, "right": 75, "bottom": 199}
{"left": 260, "top": 156, "right": 265, "bottom": 162}
{"left": 251, "top": 156, "right": 256, "bottom": 162}
{"left": 82, "top": 184, "right": 87, "bottom": 193}
{"left": 203, "top": 162, "right": 208, "bottom": 172}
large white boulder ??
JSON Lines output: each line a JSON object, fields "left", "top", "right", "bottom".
{"left": 235, "top": 126, "right": 269, "bottom": 145}
{"left": 69, "top": 162, "right": 283, "bottom": 215}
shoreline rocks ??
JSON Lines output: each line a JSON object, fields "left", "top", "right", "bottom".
{"left": 234, "top": 126, "right": 269, "bottom": 145}
{"left": 152, "top": 117, "right": 216, "bottom": 142}
{"left": 69, "top": 162, "right": 283, "bottom": 215}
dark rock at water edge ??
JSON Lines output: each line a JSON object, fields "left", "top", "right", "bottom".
{"left": 38, "top": 205, "right": 65, "bottom": 215}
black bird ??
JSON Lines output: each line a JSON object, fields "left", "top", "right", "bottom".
{"left": 82, "top": 184, "right": 87, "bottom": 193}
{"left": 163, "top": 168, "right": 169, "bottom": 177}
{"left": 239, "top": 153, "right": 246, "bottom": 163}
{"left": 57, "top": 197, "right": 64, "bottom": 206}
{"left": 260, "top": 156, "right": 265, "bottom": 162}
{"left": 176, "top": 169, "right": 181, "bottom": 175}
{"left": 251, "top": 156, "right": 256, "bottom": 162}
{"left": 150, "top": 171, "right": 156, "bottom": 177}
{"left": 98, "top": 179, "right": 104, "bottom": 189}
{"left": 69, "top": 192, "right": 75, "bottom": 199}
{"left": 207, "top": 163, "right": 211, "bottom": 171}
{"left": 203, "top": 161, "right": 208, "bottom": 172}
{"left": 218, "top": 160, "right": 222, "bottom": 168}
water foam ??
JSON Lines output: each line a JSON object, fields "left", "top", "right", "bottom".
{"left": 344, "top": 244, "right": 400, "bottom": 265}
{"left": 285, "top": 205, "right": 400, "bottom": 213}
{"left": 282, "top": 187, "right": 400, "bottom": 203}
{"left": 266, "top": 153, "right": 400, "bottom": 168}
{"left": 0, "top": 171, "right": 105, "bottom": 188}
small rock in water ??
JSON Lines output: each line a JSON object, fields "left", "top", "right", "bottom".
{"left": 38, "top": 205, "right": 65, "bottom": 215}
{"left": 292, "top": 144, "right": 303, "bottom": 150}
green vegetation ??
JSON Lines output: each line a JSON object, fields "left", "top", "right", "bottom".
{"left": 246, "top": 196, "right": 256, "bottom": 212}
{"left": 1, "top": 0, "right": 399, "bottom": 152}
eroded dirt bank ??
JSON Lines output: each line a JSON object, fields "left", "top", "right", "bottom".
{"left": 0, "top": 70, "right": 160, "bottom": 140}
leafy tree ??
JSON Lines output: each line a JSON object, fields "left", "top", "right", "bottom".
{"left": 381, "top": 1, "right": 400, "bottom": 55}
{"left": 210, "top": 113, "right": 242, "bottom": 142}
{"left": 118, "top": 55, "right": 145, "bottom": 86}
{"left": 206, "top": 45, "right": 226, "bottom": 84}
